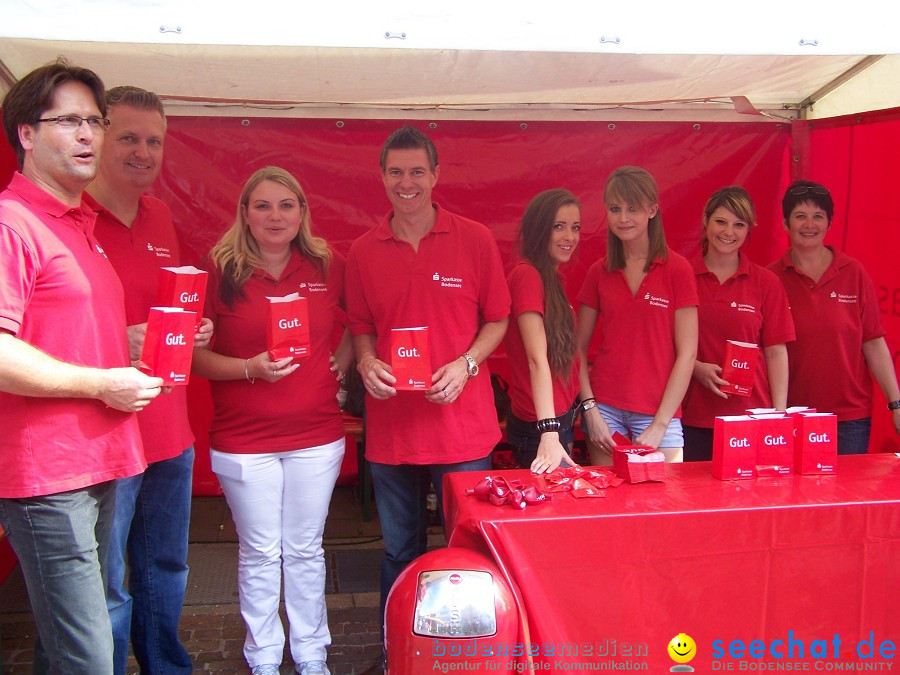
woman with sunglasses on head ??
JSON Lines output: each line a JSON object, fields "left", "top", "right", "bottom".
{"left": 576, "top": 166, "right": 698, "bottom": 463}
{"left": 770, "top": 179, "right": 900, "bottom": 454}
{"left": 505, "top": 189, "right": 582, "bottom": 474}
{"left": 192, "top": 167, "right": 352, "bottom": 675}
{"left": 681, "top": 187, "right": 795, "bottom": 461}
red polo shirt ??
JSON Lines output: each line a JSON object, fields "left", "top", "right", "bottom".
{"left": 505, "top": 262, "right": 580, "bottom": 421}
{"left": 88, "top": 193, "right": 194, "bottom": 464}
{"left": 769, "top": 248, "right": 884, "bottom": 421}
{"left": 0, "top": 173, "right": 145, "bottom": 497}
{"left": 577, "top": 247, "right": 698, "bottom": 417}
{"left": 345, "top": 204, "right": 510, "bottom": 465}
{"left": 682, "top": 253, "right": 795, "bottom": 427}
{"left": 204, "top": 247, "right": 345, "bottom": 453}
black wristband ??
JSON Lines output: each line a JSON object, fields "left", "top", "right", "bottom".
{"left": 888, "top": 400, "right": 900, "bottom": 411}
{"left": 536, "top": 417, "right": 561, "bottom": 433}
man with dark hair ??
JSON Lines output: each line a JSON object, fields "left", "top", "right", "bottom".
{"left": 0, "top": 59, "right": 163, "bottom": 673}
{"left": 345, "top": 126, "right": 510, "bottom": 652}
{"left": 87, "top": 85, "right": 212, "bottom": 675}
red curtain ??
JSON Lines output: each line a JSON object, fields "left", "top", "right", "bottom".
{"left": 2, "top": 112, "right": 896, "bottom": 493}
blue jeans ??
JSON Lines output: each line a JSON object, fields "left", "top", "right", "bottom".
{"left": 107, "top": 447, "right": 194, "bottom": 675}
{"left": 837, "top": 418, "right": 871, "bottom": 455}
{"left": 0, "top": 482, "right": 116, "bottom": 675}
{"left": 369, "top": 453, "right": 494, "bottom": 635}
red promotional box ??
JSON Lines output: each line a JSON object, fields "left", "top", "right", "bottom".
{"left": 391, "top": 327, "right": 432, "bottom": 391}
{"left": 712, "top": 415, "right": 757, "bottom": 480}
{"left": 139, "top": 307, "right": 197, "bottom": 386}
{"left": 157, "top": 266, "right": 207, "bottom": 329}
{"left": 267, "top": 293, "right": 310, "bottom": 360}
{"left": 720, "top": 340, "right": 759, "bottom": 397}
{"left": 794, "top": 413, "right": 837, "bottom": 474}
{"left": 611, "top": 432, "right": 666, "bottom": 483}
{"left": 750, "top": 414, "right": 794, "bottom": 476}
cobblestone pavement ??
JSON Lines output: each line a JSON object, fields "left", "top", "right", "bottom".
{"left": 0, "top": 487, "right": 436, "bottom": 674}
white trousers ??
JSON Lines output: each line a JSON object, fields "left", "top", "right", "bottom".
{"left": 211, "top": 438, "right": 345, "bottom": 668}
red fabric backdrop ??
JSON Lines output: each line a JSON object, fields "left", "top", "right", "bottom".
{"left": 795, "top": 109, "right": 900, "bottom": 453}
{"left": 1, "top": 113, "right": 897, "bottom": 494}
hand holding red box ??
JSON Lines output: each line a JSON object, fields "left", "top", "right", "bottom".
{"left": 157, "top": 266, "right": 207, "bottom": 329}
{"left": 267, "top": 293, "right": 310, "bottom": 360}
{"left": 720, "top": 340, "right": 759, "bottom": 397}
{"left": 391, "top": 327, "right": 432, "bottom": 391}
{"left": 139, "top": 307, "right": 197, "bottom": 386}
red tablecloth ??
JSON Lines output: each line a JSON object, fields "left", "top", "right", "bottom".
{"left": 444, "top": 456, "right": 900, "bottom": 672}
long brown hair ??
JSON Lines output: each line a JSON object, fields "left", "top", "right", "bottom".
{"left": 208, "top": 166, "right": 331, "bottom": 307}
{"left": 604, "top": 166, "right": 668, "bottom": 272}
{"left": 516, "top": 188, "right": 580, "bottom": 380}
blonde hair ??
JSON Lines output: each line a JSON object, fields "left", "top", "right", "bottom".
{"left": 701, "top": 186, "right": 756, "bottom": 254}
{"left": 604, "top": 166, "right": 668, "bottom": 272}
{"left": 209, "top": 166, "right": 331, "bottom": 306}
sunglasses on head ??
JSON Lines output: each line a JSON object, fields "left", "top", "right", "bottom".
{"left": 788, "top": 185, "right": 829, "bottom": 196}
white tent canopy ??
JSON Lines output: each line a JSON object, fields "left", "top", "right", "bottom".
{"left": 2, "top": 0, "right": 899, "bottom": 121}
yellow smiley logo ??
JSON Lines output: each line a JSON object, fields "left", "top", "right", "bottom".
{"left": 668, "top": 633, "right": 697, "bottom": 664}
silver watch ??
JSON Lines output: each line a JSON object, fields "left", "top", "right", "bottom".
{"left": 461, "top": 353, "right": 479, "bottom": 378}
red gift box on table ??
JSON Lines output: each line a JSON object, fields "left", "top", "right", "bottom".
{"left": 391, "top": 327, "right": 432, "bottom": 391}
{"left": 712, "top": 415, "right": 757, "bottom": 480}
{"left": 140, "top": 307, "right": 197, "bottom": 386}
{"left": 267, "top": 293, "right": 310, "bottom": 360}
{"left": 611, "top": 432, "right": 666, "bottom": 483}
{"left": 794, "top": 413, "right": 837, "bottom": 474}
{"left": 750, "top": 414, "right": 794, "bottom": 476}
{"left": 157, "top": 266, "right": 207, "bottom": 329}
{"left": 720, "top": 340, "right": 759, "bottom": 397}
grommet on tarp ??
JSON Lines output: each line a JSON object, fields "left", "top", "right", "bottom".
{"left": 429, "top": 122, "right": 437, "bottom": 129}
{"left": 608, "top": 123, "right": 616, "bottom": 131}
{"left": 693, "top": 123, "right": 701, "bottom": 130}
{"left": 159, "top": 25, "right": 181, "bottom": 34}
{"left": 384, "top": 31, "right": 406, "bottom": 40}
{"left": 241, "top": 119, "right": 250, "bottom": 127}
{"left": 520, "top": 123, "right": 528, "bottom": 130}
{"left": 336, "top": 121, "right": 345, "bottom": 128}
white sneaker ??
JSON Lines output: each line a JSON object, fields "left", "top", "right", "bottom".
{"left": 251, "top": 665, "right": 281, "bottom": 675}
{"left": 297, "top": 661, "right": 330, "bottom": 675}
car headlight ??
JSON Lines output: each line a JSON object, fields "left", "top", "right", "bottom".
{"left": 412, "top": 569, "right": 497, "bottom": 638}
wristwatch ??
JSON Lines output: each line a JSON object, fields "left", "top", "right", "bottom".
{"left": 461, "top": 353, "right": 479, "bottom": 378}
{"left": 888, "top": 400, "right": 900, "bottom": 411}
{"left": 582, "top": 398, "right": 598, "bottom": 413}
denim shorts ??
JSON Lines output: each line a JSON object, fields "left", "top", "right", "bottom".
{"left": 506, "top": 397, "right": 579, "bottom": 467}
{"left": 583, "top": 402, "right": 684, "bottom": 448}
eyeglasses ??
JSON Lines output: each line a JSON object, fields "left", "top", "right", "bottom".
{"left": 36, "top": 115, "right": 111, "bottom": 131}
{"left": 788, "top": 185, "right": 829, "bottom": 196}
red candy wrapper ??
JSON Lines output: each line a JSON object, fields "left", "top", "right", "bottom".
{"left": 267, "top": 293, "right": 310, "bottom": 360}
{"left": 720, "top": 340, "right": 759, "bottom": 397}
{"left": 156, "top": 266, "right": 207, "bottom": 330}
{"left": 543, "top": 465, "right": 623, "bottom": 493}
{"left": 139, "top": 307, "right": 197, "bottom": 386}
{"left": 611, "top": 432, "right": 666, "bottom": 483}
{"left": 465, "top": 476, "right": 550, "bottom": 509}
{"left": 391, "top": 327, "right": 432, "bottom": 391}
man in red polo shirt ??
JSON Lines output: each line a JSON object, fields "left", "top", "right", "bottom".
{"left": 86, "top": 85, "right": 212, "bottom": 675}
{"left": 0, "top": 59, "right": 163, "bottom": 674}
{"left": 345, "top": 126, "right": 510, "bottom": 648}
